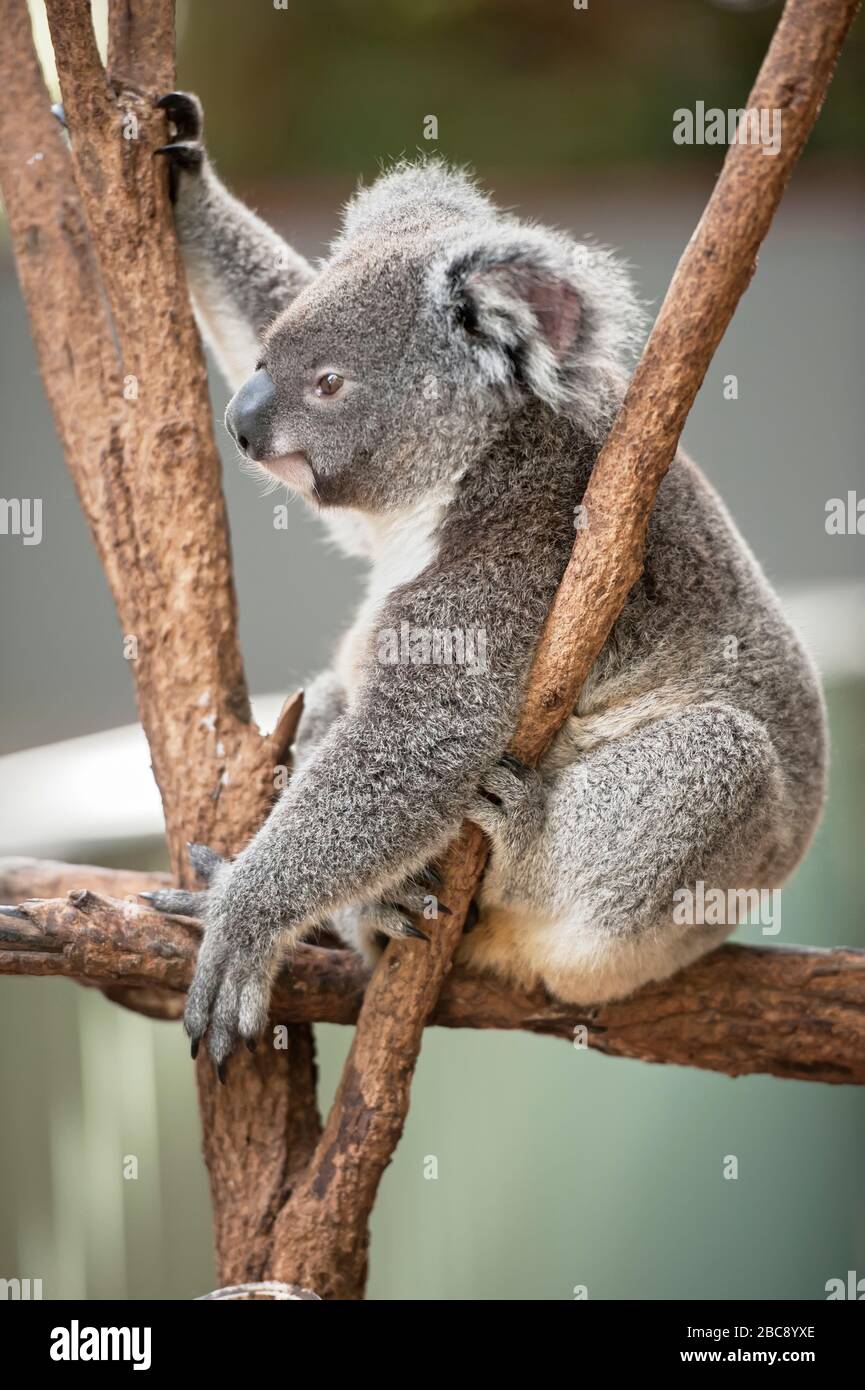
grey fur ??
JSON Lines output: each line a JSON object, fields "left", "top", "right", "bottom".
{"left": 156, "top": 94, "right": 827, "bottom": 1064}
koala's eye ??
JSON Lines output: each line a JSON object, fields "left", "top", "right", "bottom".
{"left": 314, "top": 372, "right": 344, "bottom": 398}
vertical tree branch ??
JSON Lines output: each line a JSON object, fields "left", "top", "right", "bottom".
{"left": 0, "top": 0, "right": 319, "bottom": 1289}
{"left": 107, "top": 0, "right": 175, "bottom": 91}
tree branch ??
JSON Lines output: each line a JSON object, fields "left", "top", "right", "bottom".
{"left": 2, "top": 876, "right": 863, "bottom": 1087}
{"left": 0, "top": 0, "right": 318, "bottom": 1289}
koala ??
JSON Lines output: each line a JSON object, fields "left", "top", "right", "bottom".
{"left": 148, "top": 92, "right": 827, "bottom": 1072}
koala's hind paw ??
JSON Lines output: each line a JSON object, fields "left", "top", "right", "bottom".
{"left": 468, "top": 753, "right": 545, "bottom": 854}
{"left": 154, "top": 92, "right": 204, "bottom": 200}
{"left": 383, "top": 865, "right": 450, "bottom": 919}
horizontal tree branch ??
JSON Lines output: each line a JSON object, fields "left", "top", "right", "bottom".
{"left": 2, "top": 860, "right": 863, "bottom": 1086}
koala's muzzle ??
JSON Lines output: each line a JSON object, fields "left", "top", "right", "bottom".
{"left": 225, "top": 368, "right": 277, "bottom": 461}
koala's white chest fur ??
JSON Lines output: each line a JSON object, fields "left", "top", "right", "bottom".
{"left": 330, "top": 493, "right": 452, "bottom": 696}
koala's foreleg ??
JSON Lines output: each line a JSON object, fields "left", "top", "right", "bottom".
{"left": 465, "top": 702, "right": 791, "bottom": 1004}
{"left": 156, "top": 92, "right": 315, "bottom": 389}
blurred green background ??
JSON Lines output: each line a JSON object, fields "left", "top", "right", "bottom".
{"left": 178, "top": 0, "right": 865, "bottom": 178}
{"left": 0, "top": 0, "right": 863, "bottom": 1300}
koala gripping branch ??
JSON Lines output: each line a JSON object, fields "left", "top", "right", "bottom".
{"left": 0, "top": 0, "right": 860, "bottom": 1303}
{"left": 267, "top": 0, "right": 863, "bottom": 1299}
{"left": 2, "top": 866, "right": 864, "bottom": 1088}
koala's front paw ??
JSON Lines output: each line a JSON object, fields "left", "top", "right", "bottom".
{"left": 140, "top": 840, "right": 220, "bottom": 918}
{"left": 154, "top": 91, "right": 205, "bottom": 201}
{"left": 184, "top": 919, "right": 275, "bottom": 1079}
{"left": 467, "top": 753, "right": 545, "bottom": 855}
{"left": 143, "top": 842, "right": 281, "bottom": 1077}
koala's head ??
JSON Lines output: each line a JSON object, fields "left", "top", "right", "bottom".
{"left": 226, "top": 159, "right": 642, "bottom": 513}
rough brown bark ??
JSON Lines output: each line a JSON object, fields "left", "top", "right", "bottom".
{"left": 0, "top": 0, "right": 317, "bottom": 1290}
{"left": 107, "top": 0, "right": 175, "bottom": 91}
{"left": 266, "top": 0, "right": 862, "bottom": 1298}
{"left": 2, "top": 882, "right": 864, "bottom": 1087}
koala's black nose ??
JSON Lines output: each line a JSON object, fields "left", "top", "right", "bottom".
{"left": 225, "top": 368, "right": 277, "bottom": 460}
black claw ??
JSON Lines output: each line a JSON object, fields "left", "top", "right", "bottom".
{"left": 418, "top": 864, "right": 443, "bottom": 888}
{"left": 190, "top": 1038, "right": 200, "bottom": 1060}
{"left": 155, "top": 91, "right": 203, "bottom": 141}
{"left": 500, "top": 752, "right": 531, "bottom": 777}
{"left": 216, "top": 1059, "right": 229, "bottom": 1085}
{"left": 153, "top": 141, "right": 203, "bottom": 168}
{"left": 401, "top": 920, "right": 431, "bottom": 943}
{"left": 463, "top": 898, "right": 480, "bottom": 934}
{"left": 436, "top": 902, "right": 453, "bottom": 917}
{"left": 154, "top": 141, "right": 202, "bottom": 203}
{"left": 245, "top": 1037, "right": 258, "bottom": 1054}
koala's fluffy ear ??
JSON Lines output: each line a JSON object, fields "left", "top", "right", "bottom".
{"left": 439, "top": 236, "right": 584, "bottom": 410}
{"left": 431, "top": 224, "right": 643, "bottom": 431}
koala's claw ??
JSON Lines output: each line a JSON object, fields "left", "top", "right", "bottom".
{"left": 140, "top": 886, "right": 207, "bottom": 917}
{"left": 499, "top": 752, "right": 532, "bottom": 778}
{"left": 154, "top": 93, "right": 205, "bottom": 202}
{"left": 184, "top": 937, "right": 274, "bottom": 1073}
{"left": 155, "top": 90, "right": 203, "bottom": 142}
{"left": 361, "top": 902, "right": 432, "bottom": 953}
{"left": 154, "top": 140, "right": 203, "bottom": 202}
{"left": 382, "top": 864, "right": 449, "bottom": 919}
{"left": 153, "top": 140, "right": 203, "bottom": 170}
{"left": 415, "top": 863, "right": 443, "bottom": 889}
{"left": 139, "top": 843, "right": 226, "bottom": 918}
{"left": 399, "top": 919, "right": 431, "bottom": 942}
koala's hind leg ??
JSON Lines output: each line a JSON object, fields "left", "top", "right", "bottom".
{"left": 463, "top": 703, "right": 795, "bottom": 1005}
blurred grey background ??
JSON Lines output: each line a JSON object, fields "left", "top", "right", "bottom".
{"left": 0, "top": 0, "right": 863, "bottom": 1300}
